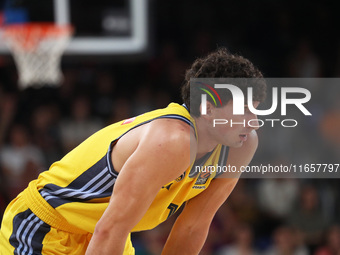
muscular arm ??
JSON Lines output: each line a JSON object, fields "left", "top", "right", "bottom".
{"left": 86, "top": 120, "right": 191, "bottom": 255}
{"left": 162, "top": 130, "right": 258, "bottom": 255}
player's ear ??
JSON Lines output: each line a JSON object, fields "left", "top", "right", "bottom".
{"left": 199, "top": 101, "right": 214, "bottom": 116}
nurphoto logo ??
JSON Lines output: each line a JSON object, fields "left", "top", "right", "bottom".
{"left": 194, "top": 79, "right": 312, "bottom": 128}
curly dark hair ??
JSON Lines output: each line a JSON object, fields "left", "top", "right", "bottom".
{"left": 181, "top": 48, "right": 267, "bottom": 116}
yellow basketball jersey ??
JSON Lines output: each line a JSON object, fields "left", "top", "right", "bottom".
{"left": 22, "top": 103, "right": 229, "bottom": 234}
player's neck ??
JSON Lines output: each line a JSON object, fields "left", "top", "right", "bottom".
{"left": 194, "top": 117, "right": 218, "bottom": 159}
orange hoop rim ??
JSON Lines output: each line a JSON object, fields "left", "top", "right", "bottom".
{"left": 2, "top": 22, "right": 73, "bottom": 36}
{"left": 2, "top": 22, "right": 74, "bottom": 50}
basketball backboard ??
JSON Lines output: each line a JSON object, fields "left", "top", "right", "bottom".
{"left": 0, "top": 0, "right": 148, "bottom": 55}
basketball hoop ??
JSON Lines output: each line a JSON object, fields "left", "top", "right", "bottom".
{"left": 2, "top": 23, "right": 73, "bottom": 89}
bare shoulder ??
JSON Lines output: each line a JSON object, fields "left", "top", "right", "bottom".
{"left": 146, "top": 118, "right": 192, "bottom": 142}
{"left": 112, "top": 118, "right": 195, "bottom": 173}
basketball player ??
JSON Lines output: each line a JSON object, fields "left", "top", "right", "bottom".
{"left": 0, "top": 48, "right": 266, "bottom": 254}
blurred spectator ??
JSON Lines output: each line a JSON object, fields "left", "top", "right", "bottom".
{"left": 202, "top": 219, "right": 224, "bottom": 255}
{"left": 59, "top": 69, "right": 77, "bottom": 103}
{"left": 154, "top": 90, "right": 172, "bottom": 109}
{"left": 163, "top": 59, "right": 189, "bottom": 103}
{"left": 147, "top": 43, "right": 179, "bottom": 82}
{"left": 314, "top": 225, "right": 340, "bottom": 255}
{"left": 131, "top": 86, "right": 154, "bottom": 116}
{"left": 214, "top": 203, "right": 240, "bottom": 247}
{"left": 228, "top": 179, "right": 260, "bottom": 225}
{"left": 213, "top": 180, "right": 261, "bottom": 252}
{"left": 0, "top": 124, "right": 45, "bottom": 199}
{"left": 135, "top": 227, "right": 165, "bottom": 255}
{"left": 287, "top": 39, "right": 322, "bottom": 78}
{"left": 30, "top": 104, "right": 63, "bottom": 166}
{"left": 108, "top": 97, "right": 132, "bottom": 124}
{"left": 257, "top": 178, "right": 299, "bottom": 222}
{"left": 265, "top": 225, "right": 309, "bottom": 255}
{"left": 192, "top": 30, "right": 214, "bottom": 58}
{"left": 319, "top": 99, "right": 340, "bottom": 162}
{"left": 217, "top": 224, "right": 259, "bottom": 255}
{"left": 0, "top": 165, "right": 10, "bottom": 222}
{"left": 287, "top": 185, "right": 328, "bottom": 253}
{"left": 133, "top": 216, "right": 176, "bottom": 255}
{"left": 148, "top": 42, "right": 188, "bottom": 103}
{"left": 0, "top": 92, "right": 17, "bottom": 147}
{"left": 59, "top": 95, "right": 103, "bottom": 153}
{"left": 93, "top": 72, "right": 116, "bottom": 120}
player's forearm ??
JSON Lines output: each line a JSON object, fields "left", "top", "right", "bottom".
{"left": 161, "top": 219, "right": 209, "bottom": 255}
{"left": 85, "top": 226, "right": 129, "bottom": 255}
{"left": 85, "top": 193, "right": 152, "bottom": 254}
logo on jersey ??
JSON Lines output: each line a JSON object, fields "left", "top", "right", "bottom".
{"left": 162, "top": 173, "right": 185, "bottom": 191}
{"left": 163, "top": 183, "right": 173, "bottom": 190}
{"left": 195, "top": 166, "right": 212, "bottom": 185}
{"left": 176, "top": 173, "right": 185, "bottom": 182}
{"left": 122, "top": 117, "right": 136, "bottom": 125}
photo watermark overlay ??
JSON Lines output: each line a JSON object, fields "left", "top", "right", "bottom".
{"left": 190, "top": 78, "right": 340, "bottom": 179}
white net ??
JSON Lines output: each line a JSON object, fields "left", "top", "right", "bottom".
{"left": 3, "top": 24, "right": 73, "bottom": 89}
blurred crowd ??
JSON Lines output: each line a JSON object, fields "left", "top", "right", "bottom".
{"left": 1, "top": 0, "right": 340, "bottom": 254}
